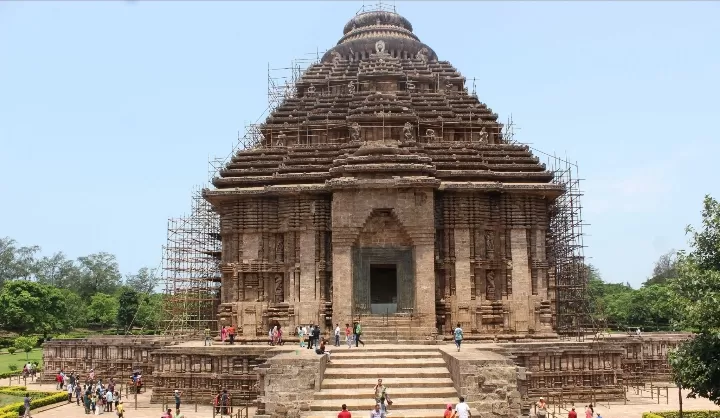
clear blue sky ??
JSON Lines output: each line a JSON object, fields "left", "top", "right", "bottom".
{"left": 1, "top": 1, "right": 718, "bottom": 288}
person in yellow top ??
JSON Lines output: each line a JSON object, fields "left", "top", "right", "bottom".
{"left": 116, "top": 401, "right": 124, "bottom": 418}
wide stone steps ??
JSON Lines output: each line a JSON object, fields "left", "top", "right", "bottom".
{"left": 313, "top": 387, "right": 457, "bottom": 400}
{"left": 325, "top": 359, "right": 446, "bottom": 369}
{"left": 309, "top": 397, "right": 460, "bottom": 411}
{"left": 321, "top": 377, "right": 455, "bottom": 390}
{"left": 323, "top": 367, "right": 451, "bottom": 379}
{"left": 328, "top": 351, "right": 441, "bottom": 360}
{"left": 305, "top": 409, "right": 459, "bottom": 418}
{"left": 305, "top": 346, "right": 465, "bottom": 418}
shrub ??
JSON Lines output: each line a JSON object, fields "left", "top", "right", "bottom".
{"left": 643, "top": 412, "right": 720, "bottom": 418}
{"left": 0, "top": 391, "right": 67, "bottom": 416}
{"left": 7, "top": 347, "right": 16, "bottom": 355}
{"left": 7, "top": 365, "right": 17, "bottom": 372}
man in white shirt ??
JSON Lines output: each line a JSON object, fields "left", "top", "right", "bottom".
{"left": 334, "top": 324, "right": 341, "bottom": 346}
{"left": 455, "top": 396, "right": 471, "bottom": 418}
{"left": 369, "top": 403, "right": 385, "bottom": 418}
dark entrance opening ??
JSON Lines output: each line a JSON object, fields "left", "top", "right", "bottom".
{"left": 370, "top": 264, "right": 397, "bottom": 314}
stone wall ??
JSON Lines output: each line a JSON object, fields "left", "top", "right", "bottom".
{"left": 255, "top": 350, "right": 328, "bottom": 418}
{"left": 41, "top": 336, "right": 174, "bottom": 385}
{"left": 500, "top": 341, "right": 625, "bottom": 402}
{"left": 150, "top": 345, "right": 273, "bottom": 405}
{"left": 610, "top": 333, "right": 691, "bottom": 384}
{"left": 440, "top": 347, "right": 522, "bottom": 418}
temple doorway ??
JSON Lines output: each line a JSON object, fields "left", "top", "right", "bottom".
{"left": 370, "top": 264, "right": 397, "bottom": 314}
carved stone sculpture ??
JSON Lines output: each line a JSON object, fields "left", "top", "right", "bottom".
{"left": 485, "top": 231, "right": 495, "bottom": 257}
{"left": 375, "top": 40, "right": 386, "bottom": 54}
{"left": 331, "top": 51, "right": 342, "bottom": 63}
{"left": 416, "top": 47, "right": 429, "bottom": 63}
{"left": 348, "top": 81, "right": 356, "bottom": 94}
{"left": 486, "top": 271, "right": 496, "bottom": 299}
{"left": 274, "top": 132, "right": 286, "bottom": 147}
{"left": 350, "top": 122, "right": 361, "bottom": 141}
{"left": 426, "top": 128, "right": 435, "bottom": 141}
{"left": 306, "top": 85, "right": 316, "bottom": 97}
{"left": 275, "top": 236, "right": 284, "bottom": 262}
{"left": 479, "top": 127, "right": 488, "bottom": 143}
{"left": 403, "top": 122, "right": 414, "bottom": 141}
{"left": 274, "top": 274, "right": 284, "bottom": 302}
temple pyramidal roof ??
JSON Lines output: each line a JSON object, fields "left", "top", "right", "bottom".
{"left": 206, "top": 9, "right": 563, "bottom": 200}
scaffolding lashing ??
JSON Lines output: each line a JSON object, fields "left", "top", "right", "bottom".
{"left": 162, "top": 187, "right": 221, "bottom": 335}
{"left": 539, "top": 151, "right": 594, "bottom": 340}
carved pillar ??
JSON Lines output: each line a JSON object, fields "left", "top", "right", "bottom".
{"left": 510, "top": 228, "right": 531, "bottom": 332}
{"left": 454, "top": 228, "right": 472, "bottom": 304}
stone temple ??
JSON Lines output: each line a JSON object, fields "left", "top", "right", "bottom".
{"left": 42, "top": 8, "right": 693, "bottom": 418}
{"left": 203, "top": 8, "right": 563, "bottom": 340}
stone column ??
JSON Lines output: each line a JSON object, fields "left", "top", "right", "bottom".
{"left": 510, "top": 228, "right": 531, "bottom": 332}
{"left": 453, "top": 228, "right": 472, "bottom": 325}
{"left": 331, "top": 244, "right": 352, "bottom": 326}
{"left": 299, "top": 230, "right": 317, "bottom": 324}
{"left": 535, "top": 228, "right": 547, "bottom": 297}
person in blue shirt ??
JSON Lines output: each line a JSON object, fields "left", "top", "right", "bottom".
{"left": 453, "top": 323, "right": 464, "bottom": 352}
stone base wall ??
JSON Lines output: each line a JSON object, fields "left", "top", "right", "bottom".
{"left": 609, "top": 333, "right": 691, "bottom": 384}
{"left": 255, "top": 350, "right": 328, "bottom": 418}
{"left": 41, "top": 336, "right": 174, "bottom": 385}
{"left": 498, "top": 341, "right": 625, "bottom": 402}
{"left": 150, "top": 346, "right": 273, "bottom": 405}
{"left": 441, "top": 347, "right": 522, "bottom": 418}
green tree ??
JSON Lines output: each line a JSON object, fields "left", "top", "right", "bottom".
{"left": 626, "top": 284, "right": 676, "bottom": 330}
{"left": 117, "top": 288, "right": 140, "bottom": 331}
{"left": 0, "top": 280, "right": 66, "bottom": 336}
{"left": 135, "top": 293, "right": 164, "bottom": 330}
{"left": 87, "top": 293, "right": 119, "bottom": 329}
{"left": 669, "top": 195, "right": 720, "bottom": 405}
{"left": 13, "top": 336, "right": 38, "bottom": 360}
{"left": 35, "top": 252, "right": 82, "bottom": 289}
{"left": 644, "top": 250, "right": 679, "bottom": 286}
{"left": 124, "top": 267, "right": 160, "bottom": 294}
{"left": 71, "top": 253, "right": 122, "bottom": 299}
{"left": 60, "top": 289, "right": 88, "bottom": 330}
{"left": 0, "top": 237, "right": 40, "bottom": 284}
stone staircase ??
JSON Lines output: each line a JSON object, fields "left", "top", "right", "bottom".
{"left": 304, "top": 345, "right": 468, "bottom": 418}
{"left": 353, "top": 315, "right": 436, "bottom": 344}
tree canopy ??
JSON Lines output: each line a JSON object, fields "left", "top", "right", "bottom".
{"left": 669, "top": 195, "right": 720, "bottom": 405}
{"left": 0, "top": 237, "right": 163, "bottom": 336}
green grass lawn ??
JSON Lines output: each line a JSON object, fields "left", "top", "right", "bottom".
{"left": 0, "top": 393, "right": 25, "bottom": 407}
{"left": 0, "top": 349, "right": 43, "bottom": 373}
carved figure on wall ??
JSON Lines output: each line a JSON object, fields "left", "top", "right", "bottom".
{"left": 375, "top": 40, "right": 386, "bottom": 54}
{"left": 350, "top": 122, "right": 361, "bottom": 141}
{"left": 274, "top": 132, "right": 286, "bottom": 147}
{"left": 445, "top": 82, "right": 454, "bottom": 92}
{"left": 403, "top": 122, "right": 414, "bottom": 141}
{"left": 275, "top": 236, "right": 284, "bottom": 262}
{"left": 274, "top": 274, "right": 284, "bottom": 302}
{"left": 348, "top": 81, "right": 356, "bottom": 94}
{"left": 426, "top": 128, "right": 435, "bottom": 141}
{"left": 486, "top": 271, "right": 496, "bottom": 299}
{"left": 331, "top": 51, "right": 342, "bottom": 63}
{"left": 306, "top": 85, "right": 316, "bottom": 97}
{"left": 479, "top": 127, "right": 488, "bottom": 143}
{"left": 485, "top": 230, "right": 495, "bottom": 257}
{"left": 416, "top": 47, "right": 428, "bottom": 63}
{"left": 406, "top": 81, "right": 416, "bottom": 91}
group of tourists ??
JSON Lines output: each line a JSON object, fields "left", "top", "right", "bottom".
{"left": 218, "top": 325, "right": 237, "bottom": 345}
{"left": 54, "top": 370, "right": 124, "bottom": 416}
{"left": 536, "top": 397, "right": 603, "bottom": 418}
{"left": 267, "top": 325, "right": 284, "bottom": 346}
{"left": 21, "top": 362, "right": 38, "bottom": 379}
{"left": 335, "top": 386, "right": 473, "bottom": 418}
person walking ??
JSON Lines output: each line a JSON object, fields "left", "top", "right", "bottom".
{"left": 354, "top": 321, "right": 364, "bottom": 347}
{"left": 345, "top": 323, "right": 353, "bottom": 348}
{"left": 338, "top": 403, "right": 351, "bottom": 418}
{"left": 228, "top": 325, "right": 236, "bottom": 345}
{"left": 568, "top": 406, "right": 577, "bottom": 418}
{"left": 443, "top": 403, "right": 454, "bottom": 418}
{"left": 453, "top": 323, "right": 463, "bottom": 352}
{"left": 174, "top": 390, "right": 182, "bottom": 414}
{"left": 334, "top": 323, "right": 341, "bottom": 347}
{"left": 22, "top": 393, "right": 31, "bottom": 418}
{"left": 455, "top": 396, "right": 471, "bottom": 418}
{"left": 116, "top": 401, "right": 124, "bottom": 418}
{"left": 584, "top": 405, "right": 592, "bottom": 418}
{"left": 369, "top": 404, "right": 385, "bottom": 418}
{"left": 536, "top": 397, "right": 547, "bottom": 418}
